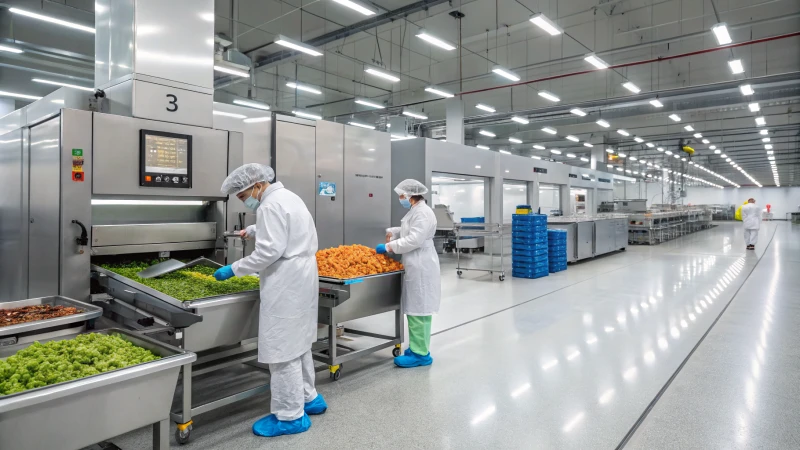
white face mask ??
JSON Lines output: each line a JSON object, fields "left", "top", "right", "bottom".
{"left": 243, "top": 185, "right": 262, "bottom": 211}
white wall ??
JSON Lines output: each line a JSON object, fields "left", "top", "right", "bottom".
{"left": 539, "top": 184, "right": 560, "bottom": 215}
{"left": 614, "top": 180, "right": 670, "bottom": 207}
{"left": 502, "top": 183, "right": 527, "bottom": 222}
{"left": 432, "top": 182, "right": 485, "bottom": 222}
{"left": 685, "top": 187, "right": 800, "bottom": 220}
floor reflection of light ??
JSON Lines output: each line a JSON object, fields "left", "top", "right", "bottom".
{"left": 585, "top": 334, "right": 598, "bottom": 344}
{"left": 511, "top": 383, "right": 531, "bottom": 398}
{"left": 605, "top": 326, "right": 615, "bottom": 333}
{"left": 641, "top": 302, "right": 649, "bottom": 309}
{"left": 671, "top": 327, "right": 680, "bottom": 338}
{"left": 542, "top": 359, "right": 559, "bottom": 370}
{"left": 566, "top": 350, "right": 581, "bottom": 360}
{"left": 562, "top": 412, "right": 585, "bottom": 432}
{"left": 617, "top": 314, "right": 627, "bottom": 324}
{"left": 630, "top": 307, "right": 639, "bottom": 315}
{"left": 756, "top": 345, "right": 765, "bottom": 363}
{"left": 598, "top": 388, "right": 615, "bottom": 404}
{"left": 471, "top": 405, "right": 497, "bottom": 425}
{"left": 689, "top": 313, "right": 696, "bottom": 321}
{"left": 649, "top": 296, "right": 656, "bottom": 305}
{"left": 681, "top": 320, "right": 688, "bottom": 328}
{"left": 623, "top": 367, "right": 638, "bottom": 380}
{"left": 745, "top": 379, "right": 756, "bottom": 412}
{"left": 583, "top": 313, "right": 593, "bottom": 325}
{"left": 695, "top": 306, "right": 702, "bottom": 314}
{"left": 658, "top": 338, "right": 669, "bottom": 350}
{"left": 643, "top": 351, "right": 655, "bottom": 363}
{"left": 657, "top": 291, "right": 663, "bottom": 297}
{"left": 751, "top": 358, "right": 760, "bottom": 379}
{"left": 700, "top": 300, "right": 708, "bottom": 309}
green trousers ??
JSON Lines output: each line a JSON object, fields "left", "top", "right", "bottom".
{"left": 408, "top": 315, "right": 433, "bottom": 356}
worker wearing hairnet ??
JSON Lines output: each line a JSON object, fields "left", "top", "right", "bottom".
{"left": 376, "top": 179, "right": 441, "bottom": 368}
{"left": 215, "top": 163, "right": 326, "bottom": 437}
{"left": 741, "top": 198, "right": 761, "bottom": 250}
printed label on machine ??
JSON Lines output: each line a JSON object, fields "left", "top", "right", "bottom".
{"left": 318, "top": 182, "right": 336, "bottom": 196}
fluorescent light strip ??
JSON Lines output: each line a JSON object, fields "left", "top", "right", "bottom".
{"left": 650, "top": 99, "right": 663, "bottom": 108}
{"left": 622, "top": 82, "right": 641, "bottom": 93}
{"left": 740, "top": 84, "right": 754, "bottom": 96}
{"left": 728, "top": 59, "right": 744, "bottom": 74}
{"left": 349, "top": 121, "right": 375, "bottom": 129}
{"left": 694, "top": 133, "right": 702, "bottom": 138}
{"left": 0, "top": 90, "right": 42, "bottom": 100}
{"left": 476, "top": 103, "right": 496, "bottom": 113}
{"left": 542, "top": 127, "right": 557, "bottom": 134}
{"left": 214, "top": 65, "right": 250, "bottom": 77}
{"left": 596, "top": 119, "right": 610, "bottom": 127}
{"left": 538, "top": 90, "right": 560, "bottom": 102}
{"left": 684, "top": 125, "right": 694, "bottom": 131}
{"left": 509, "top": 137, "right": 522, "bottom": 144}
{"left": 711, "top": 23, "right": 732, "bottom": 45}
{"left": 274, "top": 35, "right": 323, "bottom": 56}
{"left": 402, "top": 110, "right": 428, "bottom": 120}
{"left": 617, "top": 129, "right": 630, "bottom": 136}
{"left": 634, "top": 137, "right": 644, "bottom": 143}
{"left": 213, "top": 110, "right": 247, "bottom": 119}
{"left": 570, "top": 108, "right": 587, "bottom": 117}
{"left": 286, "top": 82, "right": 322, "bottom": 94}
{"left": 755, "top": 116, "right": 766, "bottom": 126}
{"left": 0, "top": 45, "right": 24, "bottom": 54}
{"left": 92, "top": 199, "right": 205, "bottom": 206}
{"left": 748, "top": 102, "right": 760, "bottom": 112}
{"left": 511, "top": 116, "right": 529, "bottom": 124}
{"left": 293, "top": 110, "right": 323, "bottom": 120}
{"left": 565, "top": 135, "right": 579, "bottom": 142}
{"left": 476, "top": 145, "right": 490, "bottom": 150}
{"left": 425, "top": 86, "right": 454, "bottom": 98}
{"left": 584, "top": 53, "right": 609, "bottom": 69}
{"left": 529, "top": 13, "right": 563, "bottom": 36}
{"left": 10, "top": 7, "right": 95, "bottom": 33}
{"left": 243, "top": 117, "right": 271, "bottom": 123}
{"left": 479, "top": 130, "right": 496, "bottom": 137}
{"left": 233, "top": 99, "right": 270, "bottom": 110}
{"left": 332, "top": 0, "right": 376, "bottom": 16}
{"left": 415, "top": 30, "right": 456, "bottom": 50}
{"left": 355, "top": 98, "right": 384, "bottom": 109}
{"left": 550, "top": 149, "right": 562, "bottom": 154}
{"left": 492, "top": 66, "right": 520, "bottom": 81}
{"left": 669, "top": 114, "right": 681, "bottom": 122}
{"left": 32, "top": 78, "right": 94, "bottom": 92}
{"left": 583, "top": 142, "right": 593, "bottom": 147}
{"left": 533, "top": 145, "right": 545, "bottom": 150}
{"left": 365, "top": 67, "right": 400, "bottom": 82}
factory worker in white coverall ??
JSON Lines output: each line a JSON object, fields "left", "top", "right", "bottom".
{"left": 741, "top": 197, "right": 761, "bottom": 250}
{"left": 376, "top": 179, "right": 441, "bottom": 368}
{"left": 214, "top": 163, "right": 326, "bottom": 437}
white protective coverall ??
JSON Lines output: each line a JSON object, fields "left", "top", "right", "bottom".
{"left": 387, "top": 201, "right": 441, "bottom": 315}
{"left": 232, "top": 181, "right": 319, "bottom": 421}
{"left": 741, "top": 202, "right": 761, "bottom": 246}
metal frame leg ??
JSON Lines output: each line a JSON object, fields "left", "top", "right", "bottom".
{"left": 180, "top": 364, "right": 192, "bottom": 424}
{"left": 153, "top": 419, "right": 168, "bottom": 450}
{"left": 395, "top": 308, "right": 405, "bottom": 345}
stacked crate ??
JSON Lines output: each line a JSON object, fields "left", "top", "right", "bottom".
{"left": 511, "top": 214, "right": 549, "bottom": 279}
{"left": 548, "top": 229, "right": 568, "bottom": 273}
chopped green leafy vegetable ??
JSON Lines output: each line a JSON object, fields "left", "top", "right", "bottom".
{"left": 99, "top": 261, "right": 259, "bottom": 301}
{"left": 0, "top": 333, "right": 160, "bottom": 396}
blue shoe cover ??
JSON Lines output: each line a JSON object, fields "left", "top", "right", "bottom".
{"left": 403, "top": 348, "right": 413, "bottom": 357}
{"left": 394, "top": 351, "right": 433, "bottom": 368}
{"left": 304, "top": 394, "right": 328, "bottom": 415}
{"left": 252, "top": 413, "right": 311, "bottom": 437}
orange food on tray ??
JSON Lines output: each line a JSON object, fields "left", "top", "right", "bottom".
{"left": 317, "top": 244, "right": 404, "bottom": 279}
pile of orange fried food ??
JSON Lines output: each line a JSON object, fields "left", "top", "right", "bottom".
{"left": 317, "top": 244, "right": 404, "bottom": 279}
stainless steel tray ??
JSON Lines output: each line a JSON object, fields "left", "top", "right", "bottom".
{"left": 0, "top": 328, "right": 196, "bottom": 450}
{"left": 0, "top": 296, "right": 102, "bottom": 338}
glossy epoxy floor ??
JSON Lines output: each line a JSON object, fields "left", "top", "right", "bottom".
{"left": 112, "top": 221, "right": 798, "bottom": 449}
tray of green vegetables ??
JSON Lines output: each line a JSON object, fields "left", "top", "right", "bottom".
{"left": 97, "top": 260, "right": 260, "bottom": 302}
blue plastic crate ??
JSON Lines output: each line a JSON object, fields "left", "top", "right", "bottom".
{"left": 512, "top": 270, "right": 549, "bottom": 279}
{"left": 512, "top": 253, "right": 549, "bottom": 263}
{"left": 512, "top": 243, "right": 548, "bottom": 253}
{"left": 512, "top": 214, "right": 547, "bottom": 221}
{"left": 513, "top": 261, "right": 549, "bottom": 271}
{"left": 512, "top": 236, "right": 548, "bottom": 244}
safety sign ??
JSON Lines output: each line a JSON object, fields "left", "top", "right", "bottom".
{"left": 319, "top": 181, "right": 336, "bottom": 196}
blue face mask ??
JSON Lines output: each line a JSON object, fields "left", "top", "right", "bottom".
{"left": 243, "top": 185, "right": 262, "bottom": 211}
{"left": 399, "top": 198, "right": 412, "bottom": 209}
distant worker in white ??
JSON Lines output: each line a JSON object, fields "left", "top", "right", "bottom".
{"left": 741, "top": 198, "right": 761, "bottom": 250}
{"left": 214, "top": 163, "right": 327, "bottom": 437}
{"left": 376, "top": 179, "right": 441, "bottom": 368}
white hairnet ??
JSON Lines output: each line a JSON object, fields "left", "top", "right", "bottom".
{"left": 394, "top": 179, "right": 428, "bottom": 196}
{"left": 221, "top": 163, "right": 275, "bottom": 195}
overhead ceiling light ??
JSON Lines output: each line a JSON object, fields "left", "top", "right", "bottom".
{"left": 565, "top": 135, "right": 579, "bottom": 142}
{"left": 766, "top": 150, "right": 773, "bottom": 155}
{"left": 32, "top": 78, "right": 94, "bottom": 92}
{"left": 762, "top": 137, "right": 770, "bottom": 142}
{"left": 349, "top": 121, "right": 375, "bottom": 129}
{"left": 740, "top": 84, "right": 754, "bottom": 96}
{"left": 538, "top": 90, "right": 560, "bottom": 102}
{"left": 665, "top": 150, "right": 673, "bottom": 155}
{"left": 425, "top": 86, "right": 454, "bottom": 98}
{"left": 476, "top": 145, "right": 490, "bottom": 150}
{"left": 402, "top": 109, "right": 428, "bottom": 120}
{"left": 286, "top": 82, "right": 321, "bottom": 94}
{"left": 583, "top": 142, "right": 593, "bottom": 147}
{"left": 714, "top": 149, "right": 721, "bottom": 154}
{"left": 511, "top": 116, "right": 529, "bottom": 124}
{"left": 479, "top": 130, "right": 496, "bottom": 137}
{"left": 728, "top": 59, "right": 744, "bottom": 74}
{"left": 550, "top": 149, "right": 562, "bottom": 154}
{"left": 657, "top": 147, "right": 664, "bottom": 152}
{"left": 243, "top": 117, "right": 271, "bottom": 123}
{"left": 618, "top": 152, "right": 627, "bottom": 158}
{"left": 529, "top": 13, "right": 563, "bottom": 36}
{"left": 709, "top": 145, "right": 716, "bottom": 149}
{"left": 622, "top": 82, "right": 641, "bottom": 93}
{"left": 748, "top": 102, "right": 760, "bottom": 112}
{"left": 213, "top": 110, "right": 247, "bottom": 119}
{"left": 760, "top": 129, "right": 769, "bottom": 135}
{"left": 684, "top": 125, "right": 694, "bottom": 131}
{"left": 649, "top": 99, "right": 664, "bottom": 108}
{"left": 415, "top": 29, "right": 456, "bottom": 50}
{"left": 533, "top": 144, "right": 546, "bottom": 150}
{"left": 355, "top": 98, "right": 384, "bottom": 109}
{"left": 646, "top": 142, "right": 655, "bottom": 148}
{"left": 570, "top": 108, "right": 587, "bottom": 117}
{"left": 214, "top": 65, "right": 250, "bottom": 77}
{"left": 726, "top": 157, "right": 732, "bottom": 162}
{"left": 332, "top": 0, "right": 376, "bottom": 16}
{"left": 617, "top": 129, "right": 630, "bottom": 136}
{"left": 233, "top": 99, "right": 270, "bottom": 110}
{"left": 675, "top": 154, "right": 681, "bottom": 159}
{"left": 721, "top": 153, "right": 727, "bottom": 158}
{"left": 755, "top": 116, "right": 766, "bottom": 126}
{"left": 764, "top": 144, "right": 773, "bottom": 150}
{"left": 711, "top": 23, "right": 732, "bottom": 45}
{"left": 693, "top": 133, "right": 702, "bottom": 138}
{"left": 499, "top": 150, "right": 511, "bottom": 154}
{"left": 508, "top": 137, "right": 523, "bottom": 144}
{"left": 669, "top": 114, "right": 681, "bottom": 122}
{"left": 584, "top": 53, "right": 609, "bottom": 69}
{"left": 275, "top": 35, "right": 323, "bottom": 56}
{"left": 492, "top": 65, "right": 521, "bottom": 81}
{"left": 9, "top": 7, "right": 95, "bottom": 33}
{"left": 629, "top": 156, "right": 638, "bottom": 161}
{"left": 580, "top": 157, "right": 590, "bottom": 162}
{"left": 566, "top": 153, "right": 576, "bottom": 158}
{"left": 292, "top": 110, "right": 323, "bottom": 120}
{"left": 0, "top": 90, "right": 43, "bottom": 100}
{"left": 634, "top": 137, "right": 644, "bottom": 143}
{"left": 596, "top": 119, "right": 610, "bottom": 127}
{"left": 532, "top": 155, "right": 542, "bottom": 159}
{"left": 605, "top": 148, "right": 615, "bottom": 154}
{"left": 702, "top": 139, "right": 710, "bottom": 144}
{"left": 476, "top": 103, "right": 496, "bottom": 113}
{"left": 616, "top": 167, "right": 624, "bottom": 172}
{"left": 0, "top": 45, "right": 24, "bottom": 54}
{"left": 365, "top": 67, "right": 400, "bottom": 82}
{"left": 542, "top": 126, "right": 557, "bottom": 134}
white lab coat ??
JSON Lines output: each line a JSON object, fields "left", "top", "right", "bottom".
{"left": 232, "top": 182, "right": 319, "bottom": 364}
{"left": 741, "top": 203, "right": 761, "bottom": 230}
{"left": 387, "top": 201, "right": 441, "bottom": 316}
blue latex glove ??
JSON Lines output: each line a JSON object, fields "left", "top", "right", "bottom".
{"left": 376, "top": 244, "right": 387, "bottom": 254}
{"left": 214, "top": 265, "right": 235, "bottom": 281}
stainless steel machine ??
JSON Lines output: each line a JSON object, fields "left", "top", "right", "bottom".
{"left": 547, "top": 217, "right": 628, "bottom": 262}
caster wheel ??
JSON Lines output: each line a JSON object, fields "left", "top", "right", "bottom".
{"left": 392, "top": 347, "right": 401, "bottom": 357}
{"left": 175, "top": 424, "right": 192, "bottom": 445}
{"left": 499, "top": 275, "right": 505, "bottom": 281}
{"left": 330, "top": 368, "right": 341, "bottom": 381}
{"left": 457, "top": 271, "right": 463, "bottom": 277}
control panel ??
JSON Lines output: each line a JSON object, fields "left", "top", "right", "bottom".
{"left": 139, "top": 129, "right": 192, "bottom": 188}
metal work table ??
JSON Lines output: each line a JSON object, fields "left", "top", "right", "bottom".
{"left": 0, "top": 295, "right": 103, "bottom": 346}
